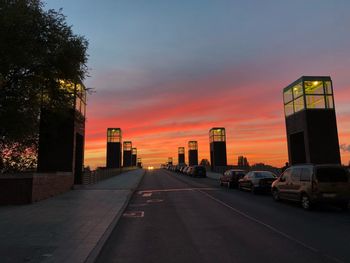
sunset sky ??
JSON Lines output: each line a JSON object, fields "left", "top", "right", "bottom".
{"left": 46, "top": 0, "right": 350, "bottom": 168}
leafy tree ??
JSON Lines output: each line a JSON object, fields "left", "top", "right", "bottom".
{"left": 200, "top": 159, "right": 210, "bottom": 166}
{"left": 0, "top": 0, "right": 88, "bottom": 172}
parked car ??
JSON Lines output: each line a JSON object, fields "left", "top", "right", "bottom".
{"left": 220, "top": 169, "right": 246, "bottom": 188}
{"left": 271, "top": 164, "right": 350, "bottom": 210}
{"left": 189, "top": 165, "right": 206, "bottom": 177}
{"left": 187, "top": 166, "right": 195, "bottom": 176}
{"left": 179, "top": 166, "right": 186, "bottom": 173}
{"left": 183, "top": 166, "right": 190, "bottom": 175}
{"left": 238, "top": 171, "right": 277, "bottom": 193}
{"left": 175, "top": 165, "right": 182, "bottom": 173}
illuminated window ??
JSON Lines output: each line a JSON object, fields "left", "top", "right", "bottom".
{"left": 283, "top": 88, "right": 293, "bottom": 104}
{"left": 210, "top": 128, "right": 226, "bottom": 142}
{"left": 123, "top": 141, "right": 132, "bottom": 151}
{"left": 306, "top": 95, "right": 325, "bottom": 109}
{"left": 325, "top": 95, "right": 334, "bottom": 109}
{"left": 58, "top": 80, "right": 87, "bottom": 118}
{"left": 292, "top": 82, "right": 303, "bottom": 99}
{"left": 178, "top": 147, "right": 185, "bottom": 154}
{"left": 325, "top": 81, "right": 333, "bottom": 95}
{"left": 107, "top": 128, "right": 122, "bottom": 143}
{"left": 188, "top": 141, "right": 198, "bottom": 150}
{"left": 284, "top": 77, "right": 334, "bottom": 116}
{"left": 284, "top": 101, "right": 294, "bottom": 117}
{"left": 294, "top": 96, "right": 304, "bottom": 113}
{"left": 304, "top": 81, "right": 324, "bottom": 95}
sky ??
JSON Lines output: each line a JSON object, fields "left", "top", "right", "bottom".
{"left": 45, "top": 0, "right": 350, "bottom": 168}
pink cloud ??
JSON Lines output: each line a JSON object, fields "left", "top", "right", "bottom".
{"left": 84, "top": 63, "right": 350, "bottom": 168}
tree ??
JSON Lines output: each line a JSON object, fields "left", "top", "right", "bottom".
{"left": 200, "top": 159, "right": 210, "bottom": 166}
{"left": 0, "top": 0, "right": 89, "bottom": 172}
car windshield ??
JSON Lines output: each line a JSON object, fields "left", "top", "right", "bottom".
{"left": 254, "top": 172, "right": 276, "bottom": 178}
{"left": 316, "top": 167, "right": 349, "bottom": 183}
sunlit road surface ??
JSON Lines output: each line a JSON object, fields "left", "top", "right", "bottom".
{"left": 97, "top": 169, "right": 350, "bottom": 263}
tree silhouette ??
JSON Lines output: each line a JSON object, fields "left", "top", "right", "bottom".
{"left": 200, "top": 159, "right": 210, "bottom": 166}
{"left": 0, "top": 0, "right": 88, "bottom": 172}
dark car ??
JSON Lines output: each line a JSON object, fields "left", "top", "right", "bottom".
{"left": 175, "top": 165, "right": 182, "bottom": 173}
{"left": 238, "top": 171, "right": 277, "bottom": 193}
{"left": 220, "top": 169, "right": 246, "bottom": 188}
{"left": 189, "top": 165, "right": 206, "bottom": 177}
{"left": 272, "top": 164, "right": 350, "bottom": 210}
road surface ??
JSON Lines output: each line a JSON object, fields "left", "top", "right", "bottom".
{"left": 97, "top": 169, "right": 350, "bottom": 263}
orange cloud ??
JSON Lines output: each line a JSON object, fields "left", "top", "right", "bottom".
{"left": 84, "top": 68, "right": 350, "bottom": 168}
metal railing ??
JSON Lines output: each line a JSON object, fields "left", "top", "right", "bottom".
{"left": 82, "top": 167, "right": 138, "bottom": 185}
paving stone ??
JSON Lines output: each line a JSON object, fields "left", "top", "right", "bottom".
{"left": 0, "top": 169, "right": 144, "bottom": 263}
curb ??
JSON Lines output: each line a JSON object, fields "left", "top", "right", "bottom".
{"left": 85, "top": 169, "right": 146, "bottom": 263}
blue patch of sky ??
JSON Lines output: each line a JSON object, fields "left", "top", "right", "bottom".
{"left": 45, "top": 0, "right": 350, "bottom": 86}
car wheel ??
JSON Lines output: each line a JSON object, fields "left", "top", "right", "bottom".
{"left": 301, "top": 194, "right": 312, "bottom": 210}
{"left": 272, "top": 189, "right": 280, "bottom": 201}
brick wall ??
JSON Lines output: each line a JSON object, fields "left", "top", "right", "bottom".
{"left": 32, "top": 172, "right": 74, "bottom": 202}
{"left": 0, "top": 172, "right": 74, "bottom": 205}
{"left": 0, "top": 175, "right": 33, "bottom": 205}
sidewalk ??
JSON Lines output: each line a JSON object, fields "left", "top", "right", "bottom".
{"left": 0, "top": 169, "right": 145, "bottom": 263}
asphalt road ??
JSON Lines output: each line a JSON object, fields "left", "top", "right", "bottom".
{"left": 96, "top": 169, "right": 350, "bottom": 263}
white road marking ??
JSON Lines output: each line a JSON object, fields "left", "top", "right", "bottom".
{"left": 197, "top": 189, "right": 319, "bottom": 252}
{"left": 142, "top": 193, "right": 152, "bottom": 197}
{"left": 198, "top": 189, "right": 347, "bottom": 263}
{"left": 138, "top": 187, "right": 217, "bottom": 195}
{"left": 123, "top": 211, "right": 144, "bottom": 218}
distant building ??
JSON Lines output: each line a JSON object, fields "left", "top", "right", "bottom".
{"left": 123, "top": 141, "right": 132, "bottom": 167}
{"left": 137, "top": 157, "right": 142, "bottom": 168}
{"left": 37, "top": 80, "right": 86, "bottom": 184}
{"left": 178, "top": 147, "right": 185, "bottom": 165}
{"left": 209, "top": 127, "right": 227, "bottom": 170}
{"left": 132, "top": 147, "right": 137, "bottom": 166}
{"left": 283, "top": 76, "right": 341, "bottom": 165}
{"left": 188, "top": 141, "right": 198, "bottom": 166}
{"left": 106, "top": 128, "right": 122, "bottom": 169}
{"left": 238, "top": 156, "right": 249, "bottom": 167}
{"left": 168, "top": 157, "right": 173, "bottom": 165}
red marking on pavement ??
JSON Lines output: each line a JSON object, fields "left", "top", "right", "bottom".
{"left": 146, "top": 199, "right": 164, "bottom": 203}
{"left": 129, "top": 203, "right": 148, "bottom": 207}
